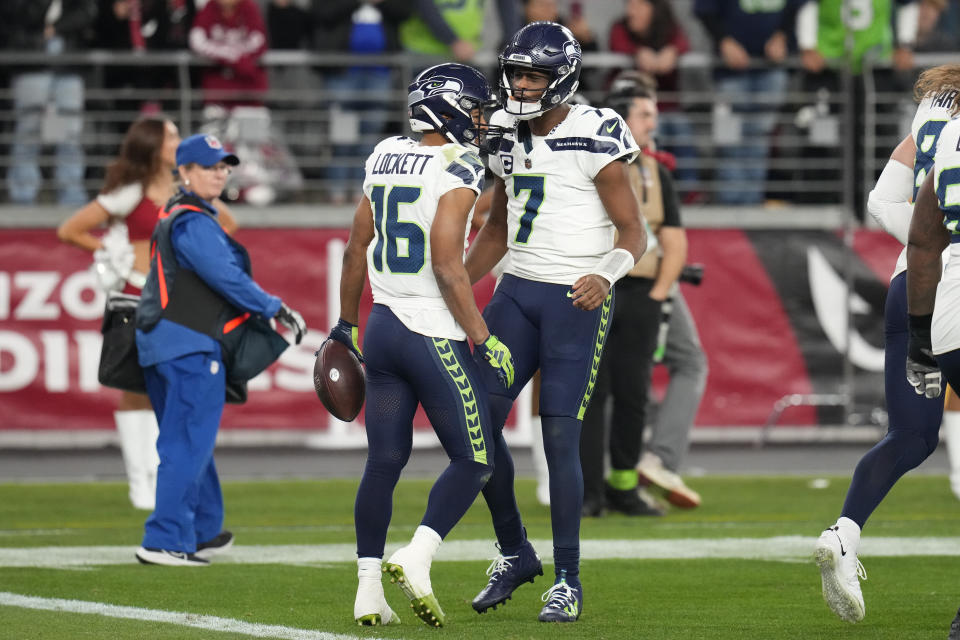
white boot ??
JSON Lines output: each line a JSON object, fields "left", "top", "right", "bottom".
{"left": 385, "top": 525, "right": 445, "bottom": 627}
{"left": 115, "top": 410, "right": 157, "bottom": 510}
{"left": 814, "top": 516, "right": 866, "bottom": 623}
{"left": 354, "top": 557, "right": 398, "bottom": 626}
{"left": 140, "top": 410, "right": 160, "bottom": 504}
{"left": 943, "top": 411, "right": 960, "bottom": 500}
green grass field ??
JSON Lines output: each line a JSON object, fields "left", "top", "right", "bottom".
{"left": 2, "top": 475, "right": 960, "bottom": 639}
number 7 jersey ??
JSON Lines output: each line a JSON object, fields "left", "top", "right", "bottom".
{"left": 362, "top": 135, "right": 485, "bottom": 340}
{"left": 487, "top": 103, "right": 639, "bottom": 286}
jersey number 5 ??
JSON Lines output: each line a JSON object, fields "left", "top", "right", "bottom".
{"left": 513, "top": 174, "right": 545, "bottom": 244}
{"left": 370, "top": 185, "right": 426, "bottom": 274}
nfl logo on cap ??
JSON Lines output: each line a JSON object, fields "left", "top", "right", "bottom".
{"left": 205, "top": 135, "right": 223, "bottom": 149}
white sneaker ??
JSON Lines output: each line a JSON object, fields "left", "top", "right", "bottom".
{"left": 353, "top": 581, "right": 399, "bottom": 626}
{"left": 636, "top": 452, "right": 701, "bottom": 508}
{"left": 814, "top": 525, "right": 866, "bottom": 623}
{"left": 385, "top": 545, "right": 445, "bottom": 627}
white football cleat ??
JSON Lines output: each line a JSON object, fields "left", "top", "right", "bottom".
{"left": 814, "top": 525, "right": 866, "bottom": 623}
{"left": 354, "top": 580, "right": 399, "bottom": 626}
{"left": 636, "top": 452, "right": 701, "bottom": 508}
{"left": 385, "top": 544, "right": 445, "bottom": 627}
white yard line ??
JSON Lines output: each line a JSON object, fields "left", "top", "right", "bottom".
{"left": 0, "top": 536, "right": 958, "bottom": 568}
{"left": 0, "top": 591, "right": 361, "bottom": 640}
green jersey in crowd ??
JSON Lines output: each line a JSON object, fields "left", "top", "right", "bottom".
{"left": 399, "top": 0, "right": 485, "bottom": 56}
{"left": 816, "top": 0, "right": 907, "bottom": 71}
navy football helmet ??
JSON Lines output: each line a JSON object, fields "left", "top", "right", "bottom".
{"left": 498, "top": 21, "right": 582, "bottom": 120}
{"left": 408, "top": 63, "right": 507, "bottom": 154}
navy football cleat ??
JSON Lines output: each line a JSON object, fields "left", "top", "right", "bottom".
{"left": 538, "top": 571, "right": 582, "bottom": 623}
{"left": 472, "top": 540, "right": 543, "bottom": 613}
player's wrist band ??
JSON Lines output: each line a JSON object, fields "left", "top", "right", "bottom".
{"left": 592, "top": 248, "right": 636, "bottom": 287}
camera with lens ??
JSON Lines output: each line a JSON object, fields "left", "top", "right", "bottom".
{"left": 679, "top": 263, "right": 704, "bottom": 286}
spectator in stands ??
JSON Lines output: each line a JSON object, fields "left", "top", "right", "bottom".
{"left": 521, "top": 0, "right": 597, "bottom": 93}
{"left": 523, "top": 0, "right": 597, "bottom": 52}
{"left": 314, "top": 0, "right": 413, "bottom": 204}
{"left": 0, "top": 0, "right": 95, "bottom": 206}
{"left": 189, "top": 0, "right": 269, "bottom": 108}
{"left": 694, "top": 0, "right": 802, "bottom": 205}
{"left": 399, "top": 0, "right": 520, "bottom": 62}
{"left": 609, "top": 0, "right": 699, "bottom": 202}
{"left": 795, "top": 0, "right": 917, "bottom": 211}
{"left": 94, "top": 0, "right": 197, "bottom": 119}
{"left": 915, "top": 0, "right": 953, "bottom": 53}
{"left": 268, "top": 0, "right": 313, "bottom": 49}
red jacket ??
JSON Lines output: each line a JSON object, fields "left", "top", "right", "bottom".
{"left": 190, "top": 0, "right": 268, "bottom": 105}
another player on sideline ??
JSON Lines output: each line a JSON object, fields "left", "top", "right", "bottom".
{"left": 465, "top": 21, "right": 647, "bottom": 623}
{"left": 815, "top": 64, "right": 960, "bottom": 624}
{"left": 323, "top": 63, "right": 514, "bottom": 628}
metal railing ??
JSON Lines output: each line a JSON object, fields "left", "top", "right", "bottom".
{"left": 0, "top": 50, "right": 954, "bottom": 209}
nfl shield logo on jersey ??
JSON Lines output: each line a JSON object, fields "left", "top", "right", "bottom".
{"left": 524, "top": 158, "right": 532, "bottom": 169}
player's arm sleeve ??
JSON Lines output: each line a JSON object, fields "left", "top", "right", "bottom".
{"left": 172, "top": 214, "right": 281, "bottom": 317}
{"left": 868, "top": 158, "right": 914, "bottom": 245}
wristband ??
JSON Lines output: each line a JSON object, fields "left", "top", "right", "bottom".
{"left": 592, "top": 248, "right": 636, "bottom": 287}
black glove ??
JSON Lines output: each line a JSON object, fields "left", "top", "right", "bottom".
{"left": 326, "top": 318, "right": 363, "bottom": 363}
{"left": 275, "top": 302, "right": 306, "bottom": 345}
{"left": 906, "top": 313, "right": 942, "bottom": 399}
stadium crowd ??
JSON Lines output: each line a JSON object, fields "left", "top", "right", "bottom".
{"left": 1, "top": 0, "right": 959, "bottom": 207}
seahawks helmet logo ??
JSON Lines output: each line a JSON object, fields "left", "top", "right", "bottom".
{"left": 563, "top": 40, "right": 582, "bottom": 64}
{"left": 408, "top": 76, "right": 464, "bottom": 105}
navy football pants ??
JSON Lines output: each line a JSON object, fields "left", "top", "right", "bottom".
{"left": 354, "top": 305, "right": 494, "bottom": 558}
{"left": 841, "top": 271, "right": 943, "bottom": 528}
{"left": 473, "top": 274, "right": 612, "bottom": 578}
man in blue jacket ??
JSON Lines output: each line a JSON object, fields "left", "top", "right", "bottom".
{"left": 134, "top": 134, "right": 306, "bottom": 566}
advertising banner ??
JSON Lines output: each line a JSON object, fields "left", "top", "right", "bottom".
{"left": 0, "top": 227, "right": 902, "bottom": 434}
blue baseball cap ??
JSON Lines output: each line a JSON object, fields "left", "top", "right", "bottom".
{"left": 176, "top": 134, "right": 240, "bottom": 168}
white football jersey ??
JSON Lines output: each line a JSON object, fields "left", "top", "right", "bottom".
{"left": 487, "top": 103, "right": 639, "bottom": 285}
{"left": 888, "top": 92, "right": 958, "bottom": 278}
{"left": 930, "top": 117, "right": 960, "bottom": 354}
{"left": 362, "top": 135, "right": 484, "bottom": 340}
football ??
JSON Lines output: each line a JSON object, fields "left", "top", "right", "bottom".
{"left": 313, "top": 339, "right": 365, "bottom": 421}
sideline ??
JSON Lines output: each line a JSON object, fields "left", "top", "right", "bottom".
{"left": 1, "top": 536, "right": 959, "bottom": 568}
{"left": 0, "top": 591, "right": 361, "bottom": 640}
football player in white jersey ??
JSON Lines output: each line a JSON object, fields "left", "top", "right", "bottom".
{"left": 909, "top": 106, "right": 960, "bottom": 640}
{"left": 464, "top": 22, "right": 647, "bottom": 623}
{"left": 322, "top": 63, "right": 516, "bottom": 628}
{"left": 815, "top": 65, "right": 960, "bottom": 624}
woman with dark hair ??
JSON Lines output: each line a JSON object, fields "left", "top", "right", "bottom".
{"left": 609, "top": 0, "right": 699, "bottom": 201}
{"left": 57, "top": 117, "right": 236, "bottom": 510}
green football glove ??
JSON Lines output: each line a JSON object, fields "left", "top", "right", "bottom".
{"left": 476, "top": 334, "right": 515, "bottom": 388}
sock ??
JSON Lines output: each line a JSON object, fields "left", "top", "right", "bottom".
{"left": 357, "top": 556, "right": 382, "bottom": 582}
{"left": 410, "top": 525, "right": 442, "bottom": 560}
{"left": 607, "top": 468, "right": 638, "bottom": 491}
{"left": 554, "top": 546, "right": 580, "bottom": 584}
{"left": 835, "top": 516, "right": 861, "bottom": 552}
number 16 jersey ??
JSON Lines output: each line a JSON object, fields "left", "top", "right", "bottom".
{"left": 362, "top": 135, "right": 485, "bottom": 340}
